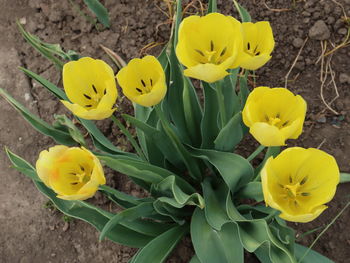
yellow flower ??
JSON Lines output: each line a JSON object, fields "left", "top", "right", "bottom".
{"left": 176, "top": 13, "right": 243, "bottom": 83}
{"left": 242, "top": 87, "right": 306, "bottom": 146}
{"left": 61, "top": 57, "right": 118, "bottom": 120}
{"left": 36, "top": 145, "right": 106, "bottom": 200}
{"left": 238, "top": 21, "right": 275, "bottom": 70}
{"left": 116, "top": 56, "right": 167, "bottom": 107}
{"left": 261, "top": 147, "right": 339, "bottom": 223}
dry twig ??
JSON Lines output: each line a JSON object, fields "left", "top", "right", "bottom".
{"left": 284, "top": 37, "right": 308, "bottom": 88}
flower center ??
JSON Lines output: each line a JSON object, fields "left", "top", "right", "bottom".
{"left": 70, "top": 165, "right": 91, "bottom": 185}
{"left": 135, "top": 78, "right": 154, "bottom": 95}
{"left": 83, "top": 84, "right": 106, "bottom": 109}
{"left": 245, "top": 42, "right": 261, "bottom": 57}
{"left": 279, "top": 175, "right": 310, "bottom": 206}
{"left": 264, "top": 113, "right": 289, "bottom": 128}
{"left": 194, "top": 40, "right": 228, "bottom": 65}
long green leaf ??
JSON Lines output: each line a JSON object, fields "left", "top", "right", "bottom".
{"left": 222, "top": 68, "right": 241, "bottom": 118}
{"left": 233, "top": 0, "right": 252, "bottom": 22}
{"left": 98, "top": 155, "right": 171, "bottom": 185}
{"left": 0, "top": 88, "right": 76, "bottom": 146}
{"left": 191, "top": 208, "right": 244, "bottom": 263}
{"left": 5, "top": 147, "right": 39, "bottom": 181}
{"left": 83, "top": 0, "right": 110, "bottom": 28}
{"left": 133, "top": 224, "right": 188, "bottom": 263}
{"left": 100, "top": 202, "right": 156, "bottom": 241}
{"left": 237, "top": 182, "right": 263, "bottom": 202}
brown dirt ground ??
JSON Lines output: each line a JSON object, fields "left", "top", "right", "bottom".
{"left": 0, "top": 0, "right": 350, "bottom": 262}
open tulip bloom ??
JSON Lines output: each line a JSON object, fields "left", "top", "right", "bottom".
{"left": 3, "top": 1, "right": 350, "bottom": 263}
{"left": 61, "top": 57, "right": 118, "bottom": 120}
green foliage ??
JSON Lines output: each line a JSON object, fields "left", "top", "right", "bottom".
{"left": 83, "top": 0, "right": 110, "bottom": 28}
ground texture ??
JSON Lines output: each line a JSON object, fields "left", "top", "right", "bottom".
{"left": 0, "top": 0, "right": 350, "bottom": 262}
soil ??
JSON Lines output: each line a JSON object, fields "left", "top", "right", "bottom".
{"left": 0, "top": 0, "right": 349, "bottom": 262}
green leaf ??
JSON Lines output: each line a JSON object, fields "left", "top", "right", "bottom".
{"left": 294, "top": 244, "right": 334, "bottom": 263}
{"left": 183, "top": 77, "right": 203, "bottom": 147}
{"left": 188, "top": 147, "right": 254, "bottom": 192}
{"left": 83, "top": 0, "right": 110, "bottom": 28}
{"left": 132, "top": 224, "right": 188, "bottom": 263}
{"left": 122, "top": 114, "right": 184, "bottom": 168}
{"left": 340, "top": 173, "right": 350, "bottom": 183}
{"left": 237, "top": 182, "right": 263, "bottom": 202}
{"left": 153, "top": 201, "right": 190, "bottom": 224}
{"left": 202, "top": 178, "right": 230, "bottom": 230}
{"left": 100, "top": 202, "right": 156, "bottom": 241}
{"left": 222, "top": 68, "right": 241, "bottom": 118}
{"left": 99, "top": 185, "right": 150, "bottom": 209}
{"left": 0, "top": 88, "right": 76, "bottom": 146}
{"left": 191, "top": 208, "right": 244, "bottom": 263}
{"left": 151, "top": 175, "right": 204, "bottom": 209}
{"left": 233, "top": 0, "right": 252, "bottom": 22}
{"left": 214, "top": 112, "right": 243, "bottom": 151}
{"left": 201, "top": 82, "right": 220, "bottom": 149}
{"left": 189, "top": 255, "right": 201, "bottom": 263}
{"left": 255, "top": 146, "right": 281, "bottom": 177}
{"left": 53, "top": 114, "right": 86, "bottom": 146}
{"left": 5, "top": 147, "right": 39, "bottom": 181}
{"left": 207, "top": 0, "right": 217, "bottom": 13}
{"left": 98, "top": 154, "right": 172, "bottom": 185}
{"left": 17, "top": 22, "right": 65, "bottom": 69}
{"left": 238, "top": 70, "right": 249, "bottom": 109}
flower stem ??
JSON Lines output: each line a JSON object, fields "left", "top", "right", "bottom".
{"left": 215, "top": 81, "right": 227, "bottom": 128}
{"left": 247, "top": 145, "right": 266, "bottom": 162}
{"left": 110, "top": 115, "right": 147, "bottom": 161}
{"left": 297, "top": 200, "right": 350, "bottom": 263}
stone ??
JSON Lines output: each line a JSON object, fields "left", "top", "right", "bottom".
{"left": 339, "top": 73, "right": 350, "bottom": 84}
{"left": 308, "top": 20, "right": 331, "bottom": 40}
{"left": 292, "top": 37, "right": 304, "bottom": 48}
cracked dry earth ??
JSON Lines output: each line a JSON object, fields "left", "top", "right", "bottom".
{"left": 1, "top": 0, "right": 350, "bottom": 262}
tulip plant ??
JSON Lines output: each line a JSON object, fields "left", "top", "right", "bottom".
{"left": 2, "top": 1, "right": 349, "bottom": 262}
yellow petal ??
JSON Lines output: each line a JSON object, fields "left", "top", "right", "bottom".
{"left": 242, "top": 86, "right": 270, "bottom": 126}
{"left": 280, "top": 205, "right": 327, "bottom": 223}
{"left": 239, "top": 54, "right": 272, "bottom": 71}
{"left": 250, "top": 122, "right": 286, "bottom": 146}
{"left": 61, "top": 100, "right": 116, "bottom": 120}
{"left": 184, "top": 63, "right": 230, "bottom": 83}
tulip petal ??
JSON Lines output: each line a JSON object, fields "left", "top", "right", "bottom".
{"left": 280, "top": 205, "right": 327, "bottom": 223}
{"left": 184, "top": 63, "right": 230, "bottom": 83}
{"left": 250, "top": 122, "right": 286, "bottom": 146}
{"left": 61, "top": 100, "right": 115, "bottom": 120}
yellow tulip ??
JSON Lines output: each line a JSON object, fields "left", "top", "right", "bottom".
{"left": 261, "top": 147, "right": 339, "bottom": 223}
{"left": 242, "top": 87, "right": 306, "bottom": 146}
{"left": 61, "top": 57, "right": 118, "bottom": 120}
{"left": 116, "top": 56, "right": 167, "bottom": 107}
{"left": 36, "top": 145, "right": 106, "bottom": 200}
{"left": 238, "top": 21, "right": 275, "bottom": 70}
{"left": 176, "top": 13, "right": 243, "bottom": 83}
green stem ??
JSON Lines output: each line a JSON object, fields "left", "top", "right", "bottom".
{"left": 110, "top": 115, "right": 147, "bottom": 161}
{"left": 215, "top": 81, "right": 227, "bottom": 128}
{"left": 298, "top": 201, "right": 350, "bottom": 263}
{"left": 247, "top": 145, "right": 266, "bottom": 162}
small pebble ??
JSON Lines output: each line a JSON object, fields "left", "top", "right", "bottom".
{"left": 339, "top": 73, "right": 350, "bottom": 84}
{"left": 292, "top": 38, "right": 304, "bottom": 48}
{"left": 309, "top": 20, "right": 331, "bottom": 40}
